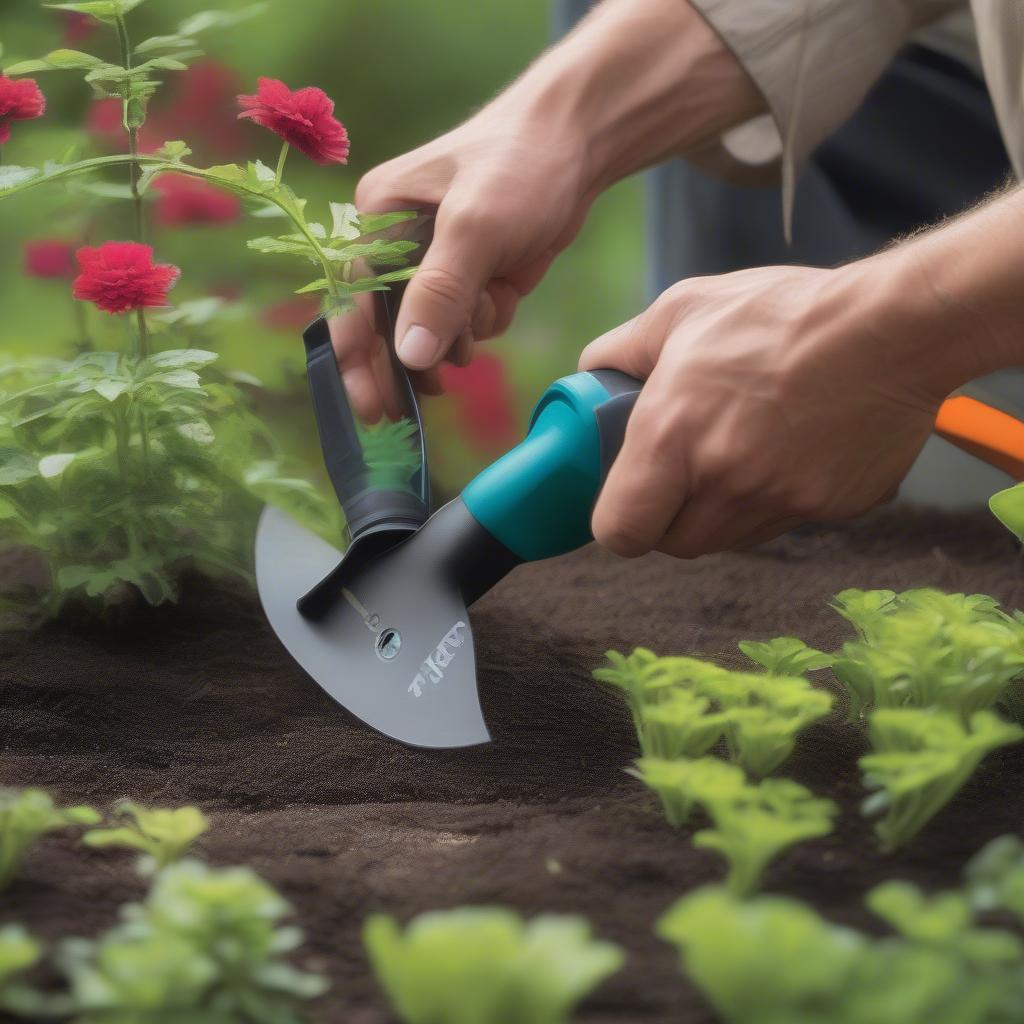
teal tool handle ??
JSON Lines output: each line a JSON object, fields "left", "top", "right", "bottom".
{"left": 461, "top": 370, "right": 642, "bottom": 562}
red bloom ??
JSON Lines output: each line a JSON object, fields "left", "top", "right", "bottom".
{"left": 73, "top": 242, "right": 180, "bottom": 314}
{"left": 439, "top": 354, "right": 519, "bottom": 455}
{"left": 238, "top": 78, "right": 349, "bottom": 165}
{"left": 153, "top": 173, "right": 241, "bottom": 227}
{"left": 61, "top": 11, "right": 97, "bottom": 46}
{"left": 24, "top": 240, "right": 77, "bottom": 280}
{"left": 0, "top": 76, "right": 46, "bottom": 145}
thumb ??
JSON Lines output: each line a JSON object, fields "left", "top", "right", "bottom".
{"left": 395, "top": 201, "right": 499, "bottom": 371}
{"left": 577, "top": 312, "right": 655, "bottom": 379}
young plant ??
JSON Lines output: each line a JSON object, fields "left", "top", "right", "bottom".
{"left": 60, "top": 859, "right": 328, "bottom": 1021}
{"left": 630, "top": 757, "right": 836, "bottom": 894}
{"left": 364, "top": 907, "right": 623, "bottom": 1024}
{"left": 595, "top": 649, "right": 832, "bottom": 776}
{"left": 692, "top": 776, "right": 837, "bottom": 897}
{"left": 860, "top": 708, "right": 1023, "bottom": 852}
{"left": 966, "top": 834, "right": 1024, "bottom": 921}
{"left": 738, "top": 636, "right": 832, "bottom": 676}
{"left": 829, "top": 588, "right": 1024, "bottom": 722}
{"left": 82, "top": 800, "right": 208, "bottom": 872}
{"left": 0, "top": 925, "right": 46, "bottom": 1019}
{"left": 0, "top": 787, "right": 99, "bottom": 890}
{"left": 629, "top": 756, "right": 746, "bottom": 828}
{"left": 658, "top": 879, "right": 1022, "bottom": 1024}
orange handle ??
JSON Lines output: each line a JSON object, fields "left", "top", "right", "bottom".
{"left": 935, "top": 395, "right": 1024, "bottom": 481}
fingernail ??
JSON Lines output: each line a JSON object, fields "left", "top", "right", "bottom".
{"left": 398, "top": 325, "right": 442, "bottom": 368}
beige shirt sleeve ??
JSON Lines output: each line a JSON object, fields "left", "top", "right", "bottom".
{"left": 687, "top": 0, "right": 968, "bottom": 228}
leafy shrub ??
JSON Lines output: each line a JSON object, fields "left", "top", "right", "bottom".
{"left": 595, "top": 649, "right": 831, "bottom": 777}
{"left": 860, "top": 708, "right": 1023, "bottom": 852}
{"left": 0, "top": 787, "right": 99, "bottom": 890}
{"left": 631, "top": 758, "right": 836, "bottom": 895}
{"left": 60, "top": 859, "right": 328, "bottom": 1022}
{"left": 0, "top": 0, "right": 416, "bottom": 621}
{"left": 83, "top": 800, "right": 209, "bottom": 871}
{"left": 659, "top": 834, "right": 1024, "bottom": 1024}
{"left": 364, "top": 907, "right": 623, "bottom": 1024}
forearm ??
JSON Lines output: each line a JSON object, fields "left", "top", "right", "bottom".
{"left": 867, "top": 185, "right": 1024, "bottom": 398}
{"left": 491, "top": 0, "right": 763, "bottom": 195}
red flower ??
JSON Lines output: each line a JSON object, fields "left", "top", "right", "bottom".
{"left": 24, "top": 240, "right": 76, "bottom": 280}
{"left": 153, "top": 173, "right": 241, "bottom": 227}
{"left": 238, "top": 78, "right": 349, "bottom": 165}
{"left": 61, "top": 11, "right": 97, "bottom": 46}
{"left": 73, "top": 242, "right": 180, "bottom": 314}
{"left": 0, "top": 76, "right": 46, "bottom": 145}
{"left": 439, "top": 354, "right": 519, "bottom": 455}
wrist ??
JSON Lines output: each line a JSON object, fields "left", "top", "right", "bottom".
{"left": 497, "top": 0, "right": 761, "bottom": 197}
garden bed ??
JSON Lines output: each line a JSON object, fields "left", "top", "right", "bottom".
{"left": 2, "top": 505, "right": 1022, "bottom": 1023}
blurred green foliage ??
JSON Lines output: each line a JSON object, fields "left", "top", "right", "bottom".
{"left": 0, "top": 0, "right": 644, "bottom": 490}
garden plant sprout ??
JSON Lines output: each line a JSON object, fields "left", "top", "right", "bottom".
{"left": 364, "top": 907, "right": 623, "bottom": 1024}
{"left": 595, "top": 648, "right": 832, "bottom": 777}
{"left": 0, "top": 925, "right": 46, "bottom": 1018}
{"left": 0, "top": 0, "right": 418, "bottom": 621}
{"left": 0, "top": 787, "right": 98, "bottom": 890}
{"left": 82, "top": 800, "right": 209, "bottom": 872}
{"left": 630, "top": 758, "right": 836, "bottom": 895}
{"left": 860, "top": 708, "right": 1023, "bottom": 851}
{"left": 659, "top": 833, "right": 1024, "bottom": 1024}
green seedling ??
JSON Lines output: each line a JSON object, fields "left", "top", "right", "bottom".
{"left": 0, "top": 787, "right": 99, "bottom": 890}
{"left": 829, "top": 588, "right": 1024, "bottom": 722}
{"left": 60, "top": 859, "right": 328, "bottom": 1021}
{"left": 629, "top": 756, "right": 746, "bottom": 828}
{"left": 83, "top": 800, "right": 209, "bottom": 872}
{"left": 860, "top": 708, "right": 1023, "bottom": 852}
{"left": 596, "top": 649, "right": 831, "bottom": 777}
{"left": 693, "top": 776, "right": 837, "bottom": 897}
{"left": 364, "top": 907, "right": 623, "bottom": 1024}
{"left": 0, "top": 925, "right": 46, "bottom": 1018}
{"left": 638, "top": 689, "right": 727, "bottom": 760}
{"left": 739, "top": 637, "right": 833, "bottom": 676}
{"left": 965, "top": 834, "right": 1024, "bottom": 920}
{"left": 659, "top": 855, "right": 1024, "bottom": 1024}
{"left": 696, "top": 671, "right": 833, "bottom": 777}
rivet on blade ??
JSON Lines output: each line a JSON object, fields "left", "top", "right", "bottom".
{"left": 376, "top": 628, "right": 402, "bottom": 661}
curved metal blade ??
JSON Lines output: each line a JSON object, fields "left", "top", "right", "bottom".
{"left": 255, "top": 505, "right": 490, "bottom": 749}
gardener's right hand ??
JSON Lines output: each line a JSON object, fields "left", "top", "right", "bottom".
{"left": 354, "top": 98, "right": 594, "bottom": 376}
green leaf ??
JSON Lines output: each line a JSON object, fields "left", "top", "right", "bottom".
{"left": 0, "top": 448, "right": 38, "bottom": 486}
{"left": 329, "top": 201, "right": 360, "bottom": 241}
{"left": 364, "top": 908, "right": 622, "bottom": 1024}
{"left": 991, "top": 483, "right": 1024, "bottom": 543}
{"left": 177, "top": 4, "right": 268, "bottom": 36}
{"left": 83, "top": 801, "right": 209, "bottom": 871}
{"left": 5, "top": 48, "right": 103, "bottom": 75}
{"left": 739, "top": 637, "right": 833, "bottom": 676}
{"left": 295, "top": 279, "right": 331, "bottom": 295}
{"left": 0, "top": 788, "right": 99, "bottom": 890}
{"left": 38, "top": 453, "right": 77, "bottom": 479}
{"left": 146, "top": 349, "right": 218, "bottom": 371}
{"left": 321, "top": 238, "right": 418, "bottom": 266}
{"left": 0, "top": 167, "right": 41, "bottom": 190}
{"left": 155, "top": 140, "right": 192, "bottom": 162}
{"left": 45, "top": 0, "right": 150, "bottom": 22}
{"left": 356, "top": 210, "right": 419, "bottom": 235}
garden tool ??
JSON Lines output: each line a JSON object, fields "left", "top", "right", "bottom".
{"left": 255, "top": 253, "right": 1024, "bottom": 751}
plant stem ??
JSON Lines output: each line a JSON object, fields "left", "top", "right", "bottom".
{"left": 275, "top": 142, "right": 290, "bottom": 186}
{"left": 115, "top": 14, "right": 146, "bottom": 244}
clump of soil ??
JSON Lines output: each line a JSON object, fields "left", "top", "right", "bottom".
{"left": 1, "top": 506, "right": 1022, "bottom": 1023}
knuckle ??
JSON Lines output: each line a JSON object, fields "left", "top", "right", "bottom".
{"left": 443, "top": 200, "right": 505, "bottom": 240}
{"left": 593, "top": 513, "right": 652, "bottom": 559}
{"left": 414, "top": 265, "right": 472, "bottom": 310}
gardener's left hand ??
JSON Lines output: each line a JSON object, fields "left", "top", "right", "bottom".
{"left": 578, "top": 259, "right": 946, "bottom": 559}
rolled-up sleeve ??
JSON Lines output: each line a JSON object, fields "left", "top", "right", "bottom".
{"left": 687, "top": 0, "right": 968, "bottom": 224}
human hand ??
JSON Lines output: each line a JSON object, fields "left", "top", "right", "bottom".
{"left": 579, "top": 259, "right": 949, "bottom": 558}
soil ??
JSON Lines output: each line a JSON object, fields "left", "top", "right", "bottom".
{"left": 2, "top": 505, "right": 1023, "bottom": 1023}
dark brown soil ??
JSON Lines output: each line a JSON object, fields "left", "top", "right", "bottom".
{"left": 2, "top": 506, "right": 1023, "bottom": 1023}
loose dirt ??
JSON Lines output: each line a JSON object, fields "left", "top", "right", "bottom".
{"left": 2, "top": 506, "right": 1022, "bottom": 1022}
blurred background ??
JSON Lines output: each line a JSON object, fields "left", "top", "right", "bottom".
{"left": 0, "top": 0, "right": 645, "bottom": 492}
